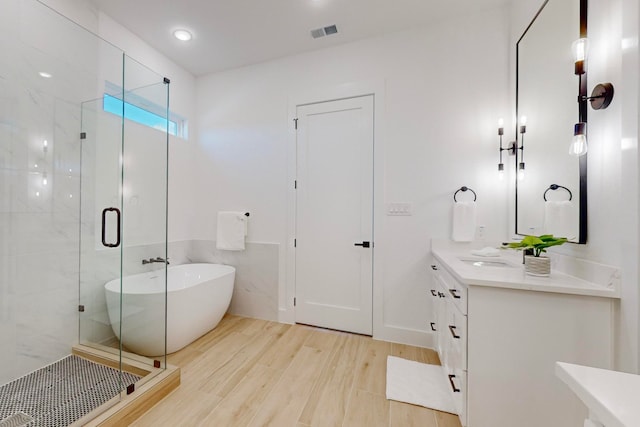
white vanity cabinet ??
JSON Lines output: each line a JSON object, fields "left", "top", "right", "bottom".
{"left": 430, "top": 262, "right": 468, "bottom": 425}
{"left": 429, "top": 255, "right": 615, "bottom": 427}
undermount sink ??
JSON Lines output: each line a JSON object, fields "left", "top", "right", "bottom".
{"left": 458, "top": 258, "right": 516, "bottom": 268}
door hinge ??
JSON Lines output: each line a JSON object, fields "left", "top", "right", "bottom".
{"left": 294, "top": 239, "right": 297, "bottom": 247}
{"left": 293, "top": 118, "right": 298, "bottom": 130}
{"left": 78, "top": 305, "right": 85, "bottom": 312}
{"left": 80, "top": 132, "right": 86, "bottom": 140}
{"left": 294, "top": 297, "right": 296, "bottom": 306}
{"left": 294, "top": 180, "right": 297, "bottom": 189}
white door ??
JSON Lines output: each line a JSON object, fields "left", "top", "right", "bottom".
{"left": 295, "top": 95, "right": 374, "bottom": 335}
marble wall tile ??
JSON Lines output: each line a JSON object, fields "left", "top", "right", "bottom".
{"left": 187, "top": 240, "right": 279, "bottom": 322}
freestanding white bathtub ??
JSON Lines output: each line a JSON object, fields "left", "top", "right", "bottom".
{"left": 105, "top": 263, "right": 235, "bottom": 357}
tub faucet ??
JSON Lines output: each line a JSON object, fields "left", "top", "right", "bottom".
{"left": 142, "top": 257, "right": 170, "bottom": 265}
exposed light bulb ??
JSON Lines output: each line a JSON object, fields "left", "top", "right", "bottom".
{"left": 518, "top": 162, "right": 525, "bottom": 181}
{"left": 572, "top": 38, "right": 588, "bottom": 62}
{"left": 42, "top": 177, "right": 47, "bottom": 186}
{"left": 569, "top": 123, "right": 588, "bottom": 156}
{"left": 519, "top": 116, "right": 527, "bottom": 134}
{"left": 39, "top": 72, "right": 53, "bottom": 79}
{"left": 498, "top": 163, "right": 505, "bottom": 180}
{"left": 43, "top": 140, "right": 48, "bottom": 147}
{"left": 498, "top": 118, "right": 504, "bottom": 128}
{"left": 569, "top": 134, "right": 588, "bottom": 156}
{"left": 572, "top": 38, "right": 588, "bottom": 75}
{"left": 35, "top": 191, "right": 40, "bottom": 197}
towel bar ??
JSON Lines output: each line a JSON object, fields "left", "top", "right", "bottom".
{"left": 543, "top": 184, "right": 572, "bottom": 201}
{"left": 454, "top": 186, "right": 477, "bottom": 202}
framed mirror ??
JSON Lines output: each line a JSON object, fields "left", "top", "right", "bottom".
{"left": 515, "top": 0, "right": 587, "bottom": 243}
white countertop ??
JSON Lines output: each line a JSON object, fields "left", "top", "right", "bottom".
{"left": 556, "top": 362, "right": 640, "bottom": 427}
{"left": 431, "top": 244, "right": 620, "bottom": 298}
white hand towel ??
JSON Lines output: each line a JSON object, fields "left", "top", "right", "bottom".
{"left": 543, "top": 201, "right": 576, "bottom": 239}
{"left": 452, "top": 201, "right": 476, "bottom": 242}
{"left": 216, "top": 211, "right": 247, "bottom": 251}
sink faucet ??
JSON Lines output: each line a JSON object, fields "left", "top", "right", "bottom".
{"left": 142, "top": 257, "right": 170, "bottom": 265}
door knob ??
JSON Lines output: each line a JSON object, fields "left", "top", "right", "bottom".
{"left": 354, "top": 241, "right": 371, "bottom": 248}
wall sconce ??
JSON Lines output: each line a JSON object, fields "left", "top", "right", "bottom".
{"left": 497, "top": 118, "right": 516, "bottom": 180}
{"left": 518, "top": 116, "right": 526, "bottom": 180}
{"left": 582, "top": 82, "right": 615, "bottom": 110}
{"left": 573, "top": 38, "right": 614, "bottom": 110}
{"left": 569, "top": 122, "right": 588, "bottom": 156}
{"left": 571, "top": 38, "right": 615, "bottom": 157}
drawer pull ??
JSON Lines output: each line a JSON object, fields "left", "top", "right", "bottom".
{"left": 449, "top": 325, "right": 461, "bottom": 339}
{"left": 431, "top": 289, "right": 437, "bottom": 297}
{"left": 431, "top": 264, "right": 438, "bottom": 270}
{"left": 448, "top": 374, "right": 461, "bottom": 393}
{"left": 430, "top": 322, "right": 437, "bottom": 332}
{"left": 449, "top": 288, "right": 461, "bottom": 299}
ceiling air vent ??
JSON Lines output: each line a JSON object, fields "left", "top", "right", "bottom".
{"left": 310, "top": 24, "right": 338, "bottom": 39}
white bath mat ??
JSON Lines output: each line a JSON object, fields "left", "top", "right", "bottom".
{"left": 386, "top": 356, "right": 457, "bottom": 414}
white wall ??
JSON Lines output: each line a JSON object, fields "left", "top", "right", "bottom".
{"left": 195, "top": 6, "right": 510, "bottom": 345}
{"left": 509, "top": 0, "right": 640, "bottom": 373}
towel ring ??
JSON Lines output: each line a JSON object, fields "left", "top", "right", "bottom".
{"left": 454, "top": 186, "right": 477, "bottom": 202}
{"left": 543, "top": 184, "right": 572, "bottom": 201}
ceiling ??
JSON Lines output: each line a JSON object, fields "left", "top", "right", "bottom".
{"left": 90, "top": 0, "right": 506, "bottom": 77}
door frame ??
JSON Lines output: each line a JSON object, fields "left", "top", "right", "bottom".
{"left": 284, "top": 80, "right": 386, "bottom": 339}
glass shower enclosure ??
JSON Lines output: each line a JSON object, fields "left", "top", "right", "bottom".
{"left": 0, "top": 0, "right": 169, "bottom": 424}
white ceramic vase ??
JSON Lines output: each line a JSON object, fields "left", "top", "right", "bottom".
{"left": 524, "top": 255, "right": 550, "bottom": 277}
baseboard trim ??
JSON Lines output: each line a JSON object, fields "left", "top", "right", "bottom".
{"left": 374, "top": 324, "right": 433, "bottom": 349}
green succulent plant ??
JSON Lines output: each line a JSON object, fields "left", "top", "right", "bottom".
{"left": 504, "top": 234, "right": 568, "bottom": 257}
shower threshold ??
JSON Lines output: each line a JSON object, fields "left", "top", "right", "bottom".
{"left": 0, "top": 346, "right": 180, "bottom": 427}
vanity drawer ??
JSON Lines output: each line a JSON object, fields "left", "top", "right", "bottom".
{"left": 447, "top": 301, "right": 467, "bottom": 369}
{"left": 447, "top": 367, "right": 467, "bottom": 427}
{"left": 435, "top": 261, "right": 468, "bottom": 315}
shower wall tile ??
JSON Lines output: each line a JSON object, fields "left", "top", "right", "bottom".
{"left": 14, "top": 286, "right": 77, "bottom": 377}
{"left": 187, "top": 240, "right": 279, "bottom": 322}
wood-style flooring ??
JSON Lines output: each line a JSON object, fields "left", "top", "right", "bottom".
{"left": 131, "top": 315, "right": 462, "bottom": 427}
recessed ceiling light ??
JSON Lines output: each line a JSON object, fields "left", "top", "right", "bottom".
{"left": 173, "top": 29, "right": 192, "bottom": 41}
{"left": 39, "top": 71, "right": 53, "bottom": 78}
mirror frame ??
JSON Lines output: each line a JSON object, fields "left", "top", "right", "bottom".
{"left": 515, "top": 0, "right": 588, "bottom": 244}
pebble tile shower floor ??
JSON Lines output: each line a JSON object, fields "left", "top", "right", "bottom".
{"left": 0, "top": 355, "right": 141, "bottom": 427}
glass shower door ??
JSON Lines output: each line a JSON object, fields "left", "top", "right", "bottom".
{"left": 78, "top": 56, "right": 169, "bottom": 372}
{"left": 119, "top": 56, "right": 169, "bottom": 370}
{"left": 78, "top": 93, "right": 125, "bottom": 359}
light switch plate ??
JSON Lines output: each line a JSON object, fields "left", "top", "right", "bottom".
{"left": 387, "top": 203, "right": 412, "bottom": 216}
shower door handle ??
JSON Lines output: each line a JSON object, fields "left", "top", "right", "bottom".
{"left": 101, "top": 207, "right": 121, "bottom": 248}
